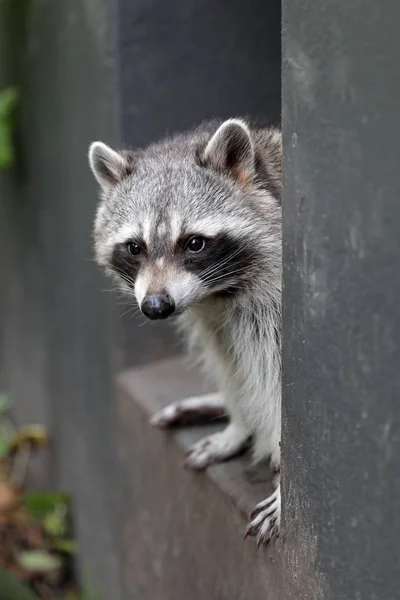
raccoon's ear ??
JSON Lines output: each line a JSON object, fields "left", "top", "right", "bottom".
{"left": 202, "top": 119, "right": 255, "bottom": 183}
{"left": 88, "top": 141, "right": 129, "bottom": 190}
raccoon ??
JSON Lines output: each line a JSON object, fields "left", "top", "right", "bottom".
{"left": 88, "top": 118, "right": 282, "bottom": 545}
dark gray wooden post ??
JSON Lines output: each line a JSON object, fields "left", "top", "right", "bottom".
{"left": 0, "top": 0, "right": 122, "bottom": 597}
{"left": 283, "top": 1, "right": 400, "bottom": 597}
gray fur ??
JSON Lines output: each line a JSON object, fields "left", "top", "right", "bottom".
{"left": 88, "top": 118, "right": 282, "bottom": 545}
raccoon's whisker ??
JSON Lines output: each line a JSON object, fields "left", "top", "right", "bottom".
{"left": 200, "top": 257, "right": 242, "bottom": 282}
{"left": 199, "top": 244, "right": 248, "bottom": 277}
{"left": 115, "top": 298, "right": 138, "bottom": 307}
{"left": 202, "top": 266, "right": 248, "bottom": 284}
{"left": 115, "top": 275, "right": 134, "bottom": 289}
{"left": 112, "top": 267, "right": 136, "bottom": 289}
{"left": 202, "top": 265, "right": 249, "bottom": 282}
{"left": 198, "top": 247, "right": 247, "bottom": 279}
{"left": 101, "top": 287, "right": 137, "bottom": 306}
{"left": 199, "top": 243, "right": 252, "bottom": 280}
{"left": 138, "top": 318, "right": 150, "bottom": 327}
{"left": 202, "top": 268, "right": 248, "bottom": 286}
{"left": 118, "top": 305, "right": 142, "bottom": 319}
{"left": 113, "top": 269, "right": 135, "bottom": 285}
{"left": 102, "top": 285, "right": 131, "bottom": 295}
{"left": 119, "top": 296, "right": 140, "bottom": 309}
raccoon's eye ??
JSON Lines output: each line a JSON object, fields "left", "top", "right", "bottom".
{"left": 127, "top": 241, "right": 141, "bottom": 256}
{"left": 186, "top": 236, "right": 206, "bottom": 253}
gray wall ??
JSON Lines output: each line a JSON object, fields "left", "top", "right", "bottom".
{"left": 0, "top": 0, "right": 121, "bottom": 597}
{"left": 283, "top": 1, "right": 400, "bottom": 597}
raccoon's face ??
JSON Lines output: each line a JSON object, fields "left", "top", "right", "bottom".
{"left": 88, "top": 119, "right": 275, "bottom": 320}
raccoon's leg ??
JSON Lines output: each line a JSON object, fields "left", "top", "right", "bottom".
{"left": 150, "top": 392, "right": 226, "bottom": 428}
{"left": 253, "top": 425, "right": 281, "bottom": 472}
{"left": 152, "top": 392, "right": 249, "bottom": 469}
{"left": 245, "top": 474, "right": 281, "bottom": 546}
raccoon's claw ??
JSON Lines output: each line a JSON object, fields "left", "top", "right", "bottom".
{"left": 150, "top": 394, "right": 226, "bottom": 428}
{"left": 245, "top": 484, "right": 281, "bottom": 546}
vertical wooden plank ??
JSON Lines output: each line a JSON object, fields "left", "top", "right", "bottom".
{"left": 1, "top": 0, "right": 122, "bottom": 596}
{"left": 0, "top": 0, "right": 52, "bottom": 489}
{"left": 283, "top": 1, "right": 400, "bottom": 597}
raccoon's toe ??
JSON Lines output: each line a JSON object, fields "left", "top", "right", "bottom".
{"left": 244, "top": 483, "right": 281, "bottom": 546}
{"left": 150, "top": 403, "right": 183, "bottom": 428}
{"left": 184, "top": 424, "right": 249, "bottom": 470}
{"left": 184, "top": 436, "right": 220, "bottom": 470}
{"left": 150, "top": 393, "right": 226, "bottom": 428}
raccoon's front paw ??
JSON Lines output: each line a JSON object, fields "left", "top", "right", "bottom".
{"left": 184, "top": 424, "right": 249, "bottom": 470}
{"left": 150, "top": 393, "right": 225, "bottom": 428}
{"left": 245, "top": 483, "right": 281, "bottom": 546}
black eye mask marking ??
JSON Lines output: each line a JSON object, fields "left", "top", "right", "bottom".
{"left": 182, "top": 233, "right": 258, "bottom": 290}
{"left": 110, "top": 232, "right": 258, "bottom": 295}
{"left": 111, "top": 242, "right": 142, "bottom": 286}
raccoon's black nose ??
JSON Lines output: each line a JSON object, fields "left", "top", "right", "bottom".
{"left": 141, "top": 293, "right": 175, "bottom": 320}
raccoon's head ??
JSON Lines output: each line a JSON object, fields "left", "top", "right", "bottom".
{"left": 88, "top": 119, "right": 281, "bottom": 320}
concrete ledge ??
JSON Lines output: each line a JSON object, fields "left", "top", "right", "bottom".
{"left": 115, "top": 357, "right": 295, "bottom": 599}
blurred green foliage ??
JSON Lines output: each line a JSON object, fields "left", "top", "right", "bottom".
{"left": 0, "top": 395, "right": 97, "bottom": 599}
{"left": 0, "top": 568, "right": 38, "bottom": 600}
{"left": 0, "top": 87, "right": 18, "bottom": 168}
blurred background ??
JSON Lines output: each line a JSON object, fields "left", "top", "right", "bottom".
{"left": 0, "top": 0, "right": 280, "bottom": 598}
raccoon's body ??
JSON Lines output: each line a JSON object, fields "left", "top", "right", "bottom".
{"left": 88, "top": 118, "right": 282, "bottom": 545}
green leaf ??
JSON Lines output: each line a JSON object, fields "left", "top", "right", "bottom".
{"left": 0, "top": 87, "right": 18, "bottom": 168}
{"left": 0, "top": 568, "right": 39, "bottom": 600}
{"left": 0, "top": 394, "right": 10, "bottom": 414}
{"left": 54, "top": 538, "right": 77, "bottom": 554}
{"left": 17, "top": 549, "right": 62, "bottom": 572}
{"left": 10, "top": 424, "right": 49, "bottom": 451}
{"left": 24, "top": 491, "right": 70, "bottom": 521}
{"left": 0, "top": 88, "right": 18, "bottom": 118}
{"left": 0, "top": 117, "right": 14, "bottom": 167}
{"left": 43, "top": 506, "right": 67, "bottom": 537}
{"left": 0, "top": 425, "right": 11, "bottom": 459}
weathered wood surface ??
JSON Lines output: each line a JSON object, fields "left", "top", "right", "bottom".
{"left": 116, "top": 358, "right": 315, "bottom": 600}
{"left": 283, "top": 0, "right": 400, "bottom": 597}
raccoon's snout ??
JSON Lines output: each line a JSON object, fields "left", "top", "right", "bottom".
{"left": 141, "top": 293, "right": 175, "bottom": 320}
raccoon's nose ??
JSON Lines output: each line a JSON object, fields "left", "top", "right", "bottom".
{"left": 141, "top": 293, "right": 175, "bottom": 320}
